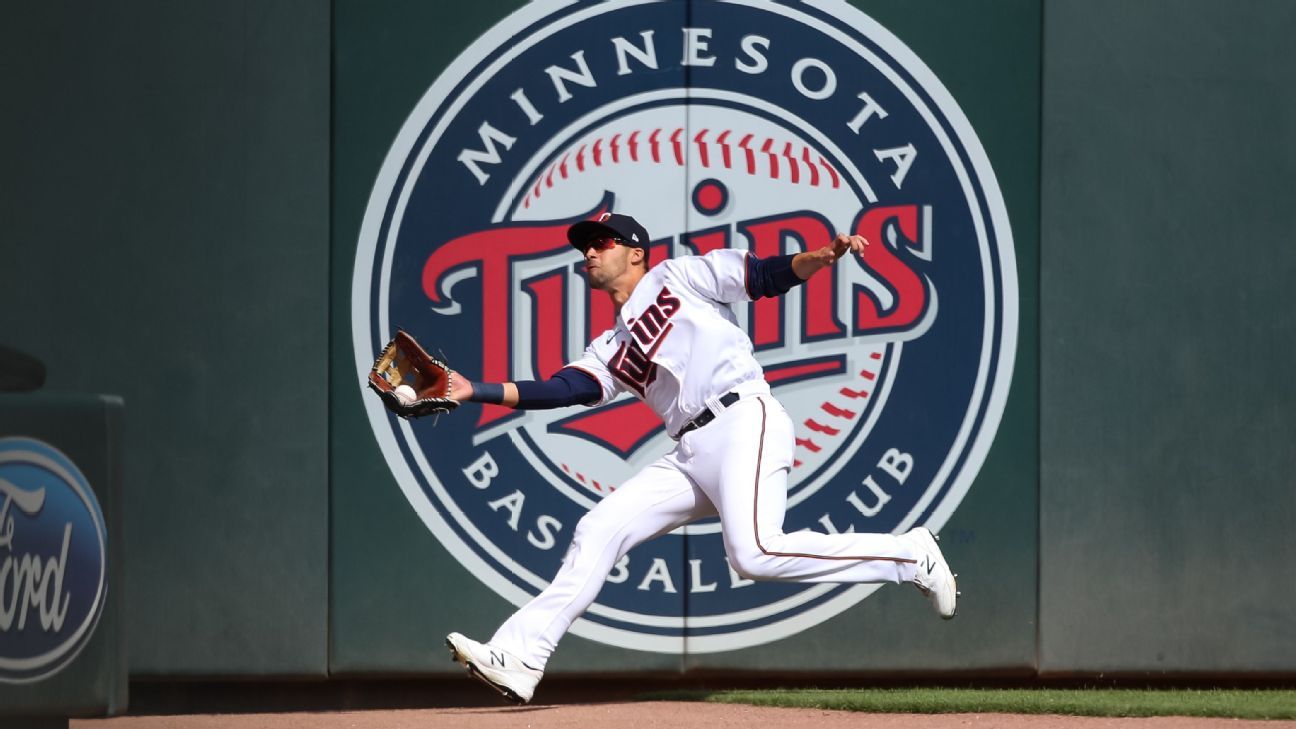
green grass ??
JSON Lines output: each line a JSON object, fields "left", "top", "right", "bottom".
{"left": 640, "top": 688, "right": 1296, "bottom": 720}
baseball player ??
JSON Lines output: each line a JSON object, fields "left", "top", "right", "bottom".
{"left": 443, "top": 213, "right": 957, "bottom": 704}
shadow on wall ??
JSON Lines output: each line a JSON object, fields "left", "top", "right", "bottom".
{"left": 0, "top": 344, "right": 46, "bottom": 392}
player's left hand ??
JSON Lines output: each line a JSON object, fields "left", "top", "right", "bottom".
{"left": 831, "top": 233, "right": 870, "bottom": 259}
{"left": 793, "top": 233, "right": 870, "bottom": 279}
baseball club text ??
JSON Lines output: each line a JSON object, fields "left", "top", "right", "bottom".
{"left": 460, "top": 444, "right": 915, "bottom": 593}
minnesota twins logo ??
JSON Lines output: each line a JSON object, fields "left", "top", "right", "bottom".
{"left": 353, "top": 1, "right": 1016, "bottom": 652}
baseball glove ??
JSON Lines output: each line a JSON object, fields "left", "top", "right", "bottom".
{"left": 367, "top": 330, "right": 459, "bottom": 418}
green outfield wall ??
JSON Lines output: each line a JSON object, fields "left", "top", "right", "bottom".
{"left": 0, "top": 1, "right": 330, "bottom": 678}
{"left": 0, "top": 0, "right": 1292, "bottom": 696}
{"left": 1039, "top": 0, "right": 1296, "bottom": 674}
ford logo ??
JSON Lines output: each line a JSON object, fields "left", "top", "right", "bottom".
{"left": 0, "top": 437, "right": 107, "bottom": 683}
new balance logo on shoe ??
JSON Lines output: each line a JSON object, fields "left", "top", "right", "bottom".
{"left": 446, "top": 632, "right": 544, "bottom": 705}
{"left": 899, "top": 527, "right": 958, "bottom": 620}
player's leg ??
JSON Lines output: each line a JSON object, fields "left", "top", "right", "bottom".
{"left": 484, "top": 453, "right": 713, "bottom": 670}
{"left": 687, "top": 395, "right": 954, "bottom": 613}
{"left": 448, "top": 454, "right": 712, "bottom": 702}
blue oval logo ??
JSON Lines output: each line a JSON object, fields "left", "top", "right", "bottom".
{"left": 353, "top": 1, "right": 1016, "bottom": 652}
{"left": 0, "top": 437, "right": 107, "bottom": 683}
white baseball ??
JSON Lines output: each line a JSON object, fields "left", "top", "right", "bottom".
{"left": 394, "top": 384, "right": 417, "bottom": 404}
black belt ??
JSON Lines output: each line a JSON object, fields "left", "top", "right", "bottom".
{"left": 674, "top": 391, "right": 741, "bottom": 439}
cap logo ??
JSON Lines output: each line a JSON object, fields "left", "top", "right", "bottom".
{"left": 353, "top": 2, "right": 1017, "bottom": 654}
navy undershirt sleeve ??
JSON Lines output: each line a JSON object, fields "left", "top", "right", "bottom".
{"left": 746, "top": 252, "right": 806, "bottom": 299}
{"left": 513, "top": 367, "right": 601, "bottom": 409}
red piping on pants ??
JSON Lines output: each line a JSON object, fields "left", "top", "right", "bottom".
{"left": 751, "top": 398, "right": 917, "bottom": 565}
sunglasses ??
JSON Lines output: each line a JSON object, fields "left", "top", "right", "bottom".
{"left": 585, "top": 236, "right": 623, "bottom": 252}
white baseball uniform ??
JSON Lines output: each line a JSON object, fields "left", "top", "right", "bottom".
{"left": 488, "top": 249, "right": 922, "bottom": 670}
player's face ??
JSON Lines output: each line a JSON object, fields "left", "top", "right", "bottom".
{"left": 583, "top": 237, "right": 636, "bottom": 289}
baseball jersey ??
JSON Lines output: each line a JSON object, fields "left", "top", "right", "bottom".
{"left": 567, "top": 249, "right": 772, "bottom": 436}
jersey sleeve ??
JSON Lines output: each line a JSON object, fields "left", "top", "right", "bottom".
{"left": 565, "top": 332, "right": 629, "bottom": 406}
{"left": 669, "top": 248, "right": 757, "bottom": 304}
{"left": 512, "top": 368, "right": 601, "bottom": 408}
{"left": 747, "top": 252, "right": 805, "bottom": 298}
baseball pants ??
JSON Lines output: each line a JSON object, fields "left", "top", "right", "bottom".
{"left": 489, "top": 393, "right": 921, "bottom": 670}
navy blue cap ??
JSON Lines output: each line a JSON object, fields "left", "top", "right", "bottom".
{"left": 567, "top": 213, "right": 650, "bottom": 251}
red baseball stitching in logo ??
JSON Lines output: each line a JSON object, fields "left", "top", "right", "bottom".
{"left": 523, "top": 127, "right": 843, "bottom": 209}
{"left": 560, "top": 462, "right": 618, "bottom": 493}
{"left": 794, "top": 350, "right": 882, "bottom": 468}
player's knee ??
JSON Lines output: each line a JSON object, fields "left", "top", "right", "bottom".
{"left": 570, "top": 513, "right": 623, "bottom": 559}
{"left": 726, "top": 546, "right": 775, "bottom": 581}
{"left": 570, "top": 514, "right": 604, "bottom": 549}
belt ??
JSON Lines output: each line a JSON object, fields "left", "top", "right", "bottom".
{"left": 674, "top": 391, "right": 741, "bottom": 439}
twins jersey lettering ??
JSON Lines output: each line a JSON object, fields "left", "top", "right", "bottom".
{"left": 569, "top": 249, "right": 768, "bottom": 435}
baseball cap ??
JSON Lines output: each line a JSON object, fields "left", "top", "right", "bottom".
{"left": 567, "top": 213, "right": 650, "bottom": 252}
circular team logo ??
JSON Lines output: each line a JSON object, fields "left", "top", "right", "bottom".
{"left": 353, "top": 0, "right": 1016, "bottom": 652}
{"left": 0, "top": 438, "right": 108, "bottom": 683}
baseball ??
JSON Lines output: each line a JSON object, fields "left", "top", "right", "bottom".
{"left": 394, "top": 384, "right": 417, "bottom": 404}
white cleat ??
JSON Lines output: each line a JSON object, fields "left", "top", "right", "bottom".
{"left": 900, "top": 527, "right": 959, "bottom": 619}
{"left": 445, "top": 632, "right": 543, "bottom": 704}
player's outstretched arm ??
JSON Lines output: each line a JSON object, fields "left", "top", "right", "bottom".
{"left": 448, "top": 368, "right": 599, "bottom": 410}
{"left": 791, "top": 233, "right": 869, "bottom": 280}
